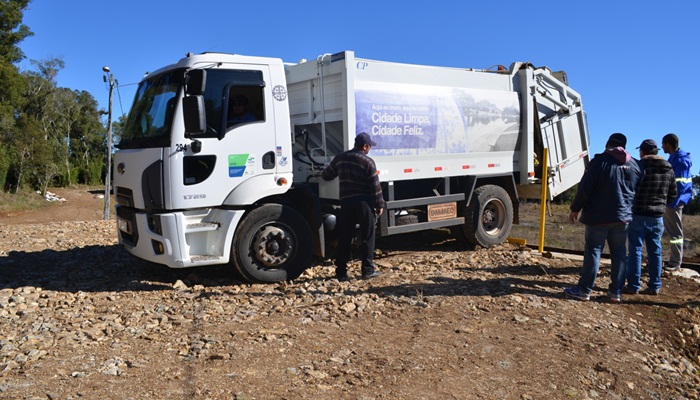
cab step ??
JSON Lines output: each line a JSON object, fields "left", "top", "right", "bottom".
{"left": 186, "top": 222, "right": 220, "bottom": 233}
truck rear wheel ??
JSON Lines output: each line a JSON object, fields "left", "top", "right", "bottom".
{"left": 463, "top": 185, "right": 513, "bottom": 248}
{"left": 231, "top": 204, "right": 312, "bottom": 283}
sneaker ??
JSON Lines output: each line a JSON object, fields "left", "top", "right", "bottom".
{"left": 335, "top": 274, "right": 349, "bottom": 282}
{"left": 622, "top": 286, "right": 639, "bottom": 295}
{"left": 606, "top": 291, "right": 621, "bottom": 304}
{"left": 663, "top": 264, "right": 680, "bottom": 271}
{"left": 640, "top": 287, "right": 660, "bottom": 295}
{"left": 564, "top": 286, "right": 590, "bottom": 302}
{"left": 361, "top": 271, "right": 381, "bottom": 280}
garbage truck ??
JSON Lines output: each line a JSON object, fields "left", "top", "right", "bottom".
{"left": 113, "top": 50, "right": 590, "bottom": 283}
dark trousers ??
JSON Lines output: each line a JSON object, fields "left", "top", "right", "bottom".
{"left": 335, "top": 199, "right": 376, "bottom": 276}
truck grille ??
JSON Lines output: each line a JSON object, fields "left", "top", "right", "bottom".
{"left": 115, "top": 186, "right": 134, "bottom": 207}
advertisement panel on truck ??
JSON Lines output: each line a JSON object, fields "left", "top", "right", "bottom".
{"left": 354, "top": 81, "right": 521, "bottom": 157}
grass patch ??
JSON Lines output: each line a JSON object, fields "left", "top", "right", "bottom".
{"left": 0, "top": 189, "right": 53, "bottom": 215}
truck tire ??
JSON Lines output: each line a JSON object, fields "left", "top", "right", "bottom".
{"left": 463, "top": 185, "right": 513, "bottom": 248}
{"left": 231, "top": 204, "right": 312, "bottom": 283}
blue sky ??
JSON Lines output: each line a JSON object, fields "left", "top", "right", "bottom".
{"left": 19, "top": 0, "right": 700, "bottom": 173}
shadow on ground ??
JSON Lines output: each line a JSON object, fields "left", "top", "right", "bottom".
{"left": 0, "top": 245, "right": 246, "bottom": 293}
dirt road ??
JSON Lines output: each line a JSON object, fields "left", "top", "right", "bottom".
{"left": 0, "top": 187, "right": 108, "bottom": 224}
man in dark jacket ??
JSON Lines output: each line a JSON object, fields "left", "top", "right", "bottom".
{"left": 565, "top": 133, "right": 642, "bottom": 302}
{"left": 661, "top": 133, "right": 693, "bottom": 271}
{"left": 322, "top": 132, "right": 385, "bottom": 281}
{"left": 623, "top": 139, "right": 677, "bottom": 296}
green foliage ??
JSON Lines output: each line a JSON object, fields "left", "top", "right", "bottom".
{"left": 112, "top": 114, "right": 127, "bottom": 146}
{"left": 554, "top": 183, "right": 578, "bottom": 205}
{"left": 78, "top": 156, "right": 105, "bottom": 186}
{"left": 56, "top": 166, "right": 80, "bottom": 187}
{"left": 0, "top": 62, "right": 26, "bottom": 131}
{"left": 0, "top": 0, "right": 33, "bottom": 65}
{"left": 0, "top": 146, "right": 10, "bottom": 189}
{"left": 0, "top": 1, "right": 31, "bottom": 168}
{"left": 0, "top": 2, "right": 111, "bottom": 195}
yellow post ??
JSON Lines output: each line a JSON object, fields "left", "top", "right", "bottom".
{"left": 538, "top": 148, "right": 549, "bottom": 253}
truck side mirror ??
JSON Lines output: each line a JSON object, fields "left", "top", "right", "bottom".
{"left": 185, "top": 69, "right": 206, "bottom": 95}
{"left": 183, "top": 95, "right": 206, "bottom": 135}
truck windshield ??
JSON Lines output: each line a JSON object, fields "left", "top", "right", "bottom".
{"left": 118, "top": 70, "right": 184, "bottom": 149}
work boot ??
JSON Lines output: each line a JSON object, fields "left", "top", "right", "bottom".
{"left": 335, "top": 266, "right": 349, "bottom": 282}
{"left": 663, "top": 264, "right": 680, "bottom": 272}
{"left": 361, "top": 271, "right": 381, "bottom": 280}
{"left": 640, "top": 287, "right": 660, "bottom": 295}
{"left": 622, "top": 286, "right": 639, "bottom": 295}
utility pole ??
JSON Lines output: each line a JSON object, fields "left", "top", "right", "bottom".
{"left": 102, "top": 66, "right": 114, "bottom": 220}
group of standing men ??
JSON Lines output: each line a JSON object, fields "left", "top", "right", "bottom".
{"left": 565, "top": 133, "right": 693, "bottom": 303}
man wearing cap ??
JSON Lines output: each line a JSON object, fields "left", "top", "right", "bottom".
{"left": 623, "top": 139, "right": 677, "bottom": 296}
{"left": 661, "top": 133, "right": 693, "bottom": 271}
{"left": 322, "top": 132, "right": 385, "bottom": 281}
{"left": 565, "top": 133, "right": 642, "bottom": 302}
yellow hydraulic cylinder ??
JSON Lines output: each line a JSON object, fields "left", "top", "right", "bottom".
{"left": 538, "top": 148, "right": 549, "bottom": 253}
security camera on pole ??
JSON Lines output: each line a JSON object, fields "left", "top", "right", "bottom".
{"left": 102, "top": 66, "right": 114, "bottom": 220}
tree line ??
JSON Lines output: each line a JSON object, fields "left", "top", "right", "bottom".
{"left": 0, "top": 0, "right": 109, "bottom": 196}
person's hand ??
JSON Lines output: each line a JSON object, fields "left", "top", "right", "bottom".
{"left": 569, "top": 211, "right": 579, "bottom": 224}
{"left": 376, "top": 207, "right": 383, "bottom": 217}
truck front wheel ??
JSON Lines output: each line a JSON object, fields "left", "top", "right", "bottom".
{"left": 231, "top": 204, "right": 312, "bottom": 283}
{"left": 463, "top": 185, "right": 513, "bottom": 248}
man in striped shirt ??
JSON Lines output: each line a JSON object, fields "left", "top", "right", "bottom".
{"left": 322, "top": 132, "right": 385, "bottom": 281}
{"left": 624, "top": 139, "right": 677, "bottom": 296}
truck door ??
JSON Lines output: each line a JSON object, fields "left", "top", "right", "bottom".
{"left": 169, "top": 65, "right": 279, "bottom": 210}
{"left": 530, "top": 68, "right": 590, "bottom": 199}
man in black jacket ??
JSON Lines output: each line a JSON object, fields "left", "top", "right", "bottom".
{"left": 565, "top": 133, "right": 642, "bottom": 302}
{"left": 623, "top": 139, "right": 677, "bottom": 296}
{"left": 322, "top": 132, "right": 385, "bottom": 281}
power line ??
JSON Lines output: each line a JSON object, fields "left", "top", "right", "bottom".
{"left": 114, "top": 81, "right": 138, "bottom": 117}
{"left": 115, "top": 81, "right": 124, "bottom": 116}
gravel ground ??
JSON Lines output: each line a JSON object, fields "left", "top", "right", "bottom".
{"left": 1, "top": 190, "right": 700, "bottom": 399}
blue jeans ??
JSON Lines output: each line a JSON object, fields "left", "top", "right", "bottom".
{"left": 577, "top": 223, "right": 628, "bottom": 295}
{"left": 627, "top": 215, "right": 664, "bottom": 291}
